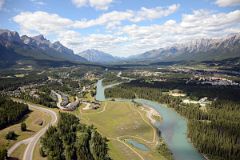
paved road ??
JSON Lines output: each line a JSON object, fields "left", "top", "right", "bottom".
{"left": 51, "top": 90, "right": 79, "bottom": 110}
{"left": 8, "top": 100, "right": 58, "bottom": 160}
{"left": 8, "top": 138, "right": 32, "bottom": 156}
{"left": 51, "top": 90, "right": 65, "bottom": 110}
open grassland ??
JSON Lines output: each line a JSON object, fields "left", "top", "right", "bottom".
{"left": 79, "top": 101, "right": 154, "bottom": 140}
{"left": 33, "top": 141, "right": 47, "bottom": 160}
{"left": 9, "top": 144, "right": 27, "bottom": 159}
{"left": 108, "top": 139, "right": 140, "bottom": 160}
{"left": 76, "top": 101, "right": 167, "bottom": 160}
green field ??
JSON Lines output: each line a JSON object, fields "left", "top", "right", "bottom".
{"left": 76, "top": 101, "right": 168, "bottom": 160}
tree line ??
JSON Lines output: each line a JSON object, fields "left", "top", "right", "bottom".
{"left": 0, "top": 96, "right": 29, "bottom": 129}
{"left": 40, "top": 112, "right": 111, "bottom": 160}
{"left": 0, "top": 74, "right": 47, "bottom": 91}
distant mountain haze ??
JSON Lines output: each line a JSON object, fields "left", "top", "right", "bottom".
{"left": 78, "top": 49, "right": 121, "bottom": 63}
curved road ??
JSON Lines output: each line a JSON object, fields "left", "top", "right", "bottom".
{"left": 8, "top": 101, "right": 58, "bottom": 160}
{"left": 51, "top": 90, "right": 79, "bottom": 110}
{"left": 51, "top": 90, "right": 65, "bottom": 110}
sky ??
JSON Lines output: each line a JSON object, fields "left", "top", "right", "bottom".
{"left": 0, "top": 0, "right": 240, "bottom": 57}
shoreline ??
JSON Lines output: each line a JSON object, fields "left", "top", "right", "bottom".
{"left": 98, "top": 78, "right": 206, "bottom": 160}
{"left": 140, "top": 104, "right": 162, "bottom": 125}
{"left": 136, "top": 99, "right": 208, "bottom": 160}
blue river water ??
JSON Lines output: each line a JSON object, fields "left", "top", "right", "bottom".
{"left": 96, "top": 79, "right": 205, "bottom": 160}
{"left": 96, "top": 79, "right": 105, "bottom": 101}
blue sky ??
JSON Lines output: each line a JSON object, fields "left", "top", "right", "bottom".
{"left": 0, "top": 0, "right": 240, "bottom": 56}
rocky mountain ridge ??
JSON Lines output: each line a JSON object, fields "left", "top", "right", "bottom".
{"left": 130, "top": 33, "right": 240, "bottom": 62}
{"left": 0, "top": 29, "right": 87, "bottom": 66}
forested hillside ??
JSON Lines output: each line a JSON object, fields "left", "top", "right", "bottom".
{"left": 0, "top": 74, "right": 48, "bottom": 91}
{"left": 40, "top": 113, "right": 111, "bottom": 160}
{"left": 105, "top": 81, "right": 240, "bottom": 160}
{"left": 0, "top": 96, "right": 29, "bottom": 129}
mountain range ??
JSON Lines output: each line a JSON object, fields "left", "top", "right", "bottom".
{"left": 0, "top": 29, "right": 240, "bottom": 68}
{"left": 130, "top": 33, "right": 240, "bottom": 62}
{"left": 0, "top": 29, "right": 87, "bottom": 68}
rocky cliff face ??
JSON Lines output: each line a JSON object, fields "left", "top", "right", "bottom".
{"left": 0, "top": 29, "right": 87, "bottom": 63}
{"left": 0, "top": 29, "right": 22, "bottom": 47}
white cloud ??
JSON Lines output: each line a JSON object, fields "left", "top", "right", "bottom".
{"left": 13, "top": 4, "right": 180, "bottom": 32}
{"left": 30, "top": 0, "right": 46, "bottom": 6}
{"left": 58, "top": 30, "right": 128, "bottom": 55}
{"left": 180, "top": 9, "right": 240, "bottom": 29}
{"left": 72, "top": 0, "right": 87, "bottom": 7}
{"left": 72, "top": 0, "right": 113, "bottom": 10}
{"left": 89, "top": 0, "right": 113, "bottom": 10}
{"left": 13, "top": 11, "right": 73, "bottom": 35}
{"left": 215, "top": 0, "right": 240, "bottom": 7}
{"left": 0, "top": 0, "right": 5, "bottom": 10}
{"left": 131, "top": 4, "right": 180, "bottom": 22}
{"left": 60, "top": 8, "right": 240, "bottom": 56}
{"left": 13, "top": 8, "right": 240, "bottom": 57}
{"left": 118, "top": 9, "right": 240, "bottom": 56}
{"left": 73, "top": 4, "right": 180, "bottom": 28}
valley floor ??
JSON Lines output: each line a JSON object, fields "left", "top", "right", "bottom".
{"left": 75, "top": 101, "right": 169, "bottom": 160}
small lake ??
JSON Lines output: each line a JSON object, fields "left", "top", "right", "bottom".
{"left": 96, "top": 79, "right": 205, "bottom": 160}
{"left": 127, "top": 139, "right": 150, "bottom": 151}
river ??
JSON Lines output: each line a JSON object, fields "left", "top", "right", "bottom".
{"left": 96, "top": 79, "right": 205, "bottom": 160}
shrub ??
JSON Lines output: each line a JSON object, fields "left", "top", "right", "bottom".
{"left": 21, "top": 122, "right": 27, "bottom": 131}
{"left": 39, "top": 147, "right": 46, "bottom": 157}
{"left": 5, "top": 131, "right": 17, "bottom": 140}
